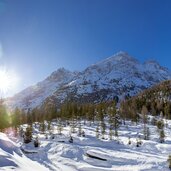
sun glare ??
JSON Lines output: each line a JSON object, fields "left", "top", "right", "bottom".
{"left": 0, "top": 69, "right": 10, "bottom": 93}
{"left": 0, "top": 67, "right": 19, "bottom": 96}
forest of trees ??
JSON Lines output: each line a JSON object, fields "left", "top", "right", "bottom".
{"left": 0, "top": 99, "right": 120, "bottom": 136}
{"left": 0, "top": 80, "right": 170, "bottom": 142}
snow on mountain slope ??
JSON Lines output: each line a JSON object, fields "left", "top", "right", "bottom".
{"left": 6, "top": 68, "right": 77, "bottom": 109}
{"left": 6, "top": 51, "right": 171, "bottom": 109}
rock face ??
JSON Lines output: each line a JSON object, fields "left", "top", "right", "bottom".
{"left": 6, "top": 51, "right": 171, "bottom": 109}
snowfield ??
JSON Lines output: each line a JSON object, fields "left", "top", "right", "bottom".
{"left": 1, "top": 120, "right": 171, "bottom": 171}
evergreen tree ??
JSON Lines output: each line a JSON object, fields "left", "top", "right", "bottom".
{"left": 164, "top": 103, "right": 171, "bottom": 120}
{"left": 19, "top": 126, "right": 24, "bottom": 138}
{"left": 31, "top": 108, "right": 39, "bottom": 123}
{"left": 114, "top": 114, "right": 120, "bottom": 137}
{"left": 40, "top": 122, "right": 46, "bottom": 133}
{"left": 141, "top": 105, "right": 148, "bottom": 140}
{"left": 24, "top": 125, "right": 32, "bottom": 143}
{"left": 47, "top": 121, "right": 51, "bottom": 131}
{"left": 119, "top": 101, "right": 128, "bottom": 124}
{"left": 128, "top": 137, "right": 131, "bottom": 145}
{"left": 143, "top": 127, "right": 150, "bottom": 140}
{"left": 27, "top": 110, "right": 33, "bottom": 125}
{"left": 34, "top": 136, "right": 39, "bottom": 147}
{"left": 12, "top": 107, "right": 21, "bottom": 128}
{"left": 151, "top": 102, "right": 157, "bottom": 116}
{"left": 69, "top": 136, "right": 73, "bottom": 143}
{"left": 87, "top": 104, "right": 95, "bottom": 126}
{"left": 57, "top": 123, "right": 63, "bottom": 135}
{"left": 157, "top": 120, "right": 165, "bottom": 143}
{"left": 96, "top": 125, "right": 100, "bottom": 139}
{"left": 136, "top": 136, "right": 142, "bottom": 147}
{"left": 167, "top": 155, "right": 171, "bottom": 169}
{"left": 109, "top": 125, "right": 113, "bottom": 140}
{"left": 78, "top": 123, "right": 82, "bottom": 136}
{"left": 108, "top": 102, "right": 120, "bottom": 139}
{"left": 160, "top": 129, "right": 165, "bottom": 143}
{"left": 0, "top": 100, "right": 9, "bottom": 131}
{"left": 131, "top": 99, "right": 139, "bottom": 124}
{"left": 101, "top": 121, "right": 106, "bottom": 139}
{"left": 151, "top": 117, "right": 157, "bottom": 126}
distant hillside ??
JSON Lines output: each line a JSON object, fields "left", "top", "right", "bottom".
{"left": 120, "top": 80, "right": 171, "bottom": 120}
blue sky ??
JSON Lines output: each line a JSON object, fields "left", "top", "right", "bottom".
{"left": 0, "top": 0, "right": 171, "bottom": 96}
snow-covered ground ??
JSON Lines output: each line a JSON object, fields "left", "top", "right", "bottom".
{"left": 1, "top": 120, "right": 171, "bottom": 171}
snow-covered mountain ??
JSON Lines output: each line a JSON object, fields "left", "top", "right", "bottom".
{"left": 6, "top": 51, "right": 171, "bottom": 110}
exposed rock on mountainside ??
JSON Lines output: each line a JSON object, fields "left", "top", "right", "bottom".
{"left": 6, "top": 51, "right": 171, "bottom": 109}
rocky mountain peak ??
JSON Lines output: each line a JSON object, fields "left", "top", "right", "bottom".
{"left": 144, "top": 60, "right": 168, "bottom": 71}
{"left": 144, "top": 60, "right": 160, "bottom": 66}
{"left": 46, "top": 67, "right": 73, "bottom": 81}
{"left": 106, "top": 51, "right": 138, "bottom": 63}
{"left": 5, "top": 51, "right": 171, "bottom": 110}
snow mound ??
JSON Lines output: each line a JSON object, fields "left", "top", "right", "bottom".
{"left": 0, "top": 133, "right": 49, "bottom": 171}
{"left": 49, "top": 143, "right": 84, "bottom": 161}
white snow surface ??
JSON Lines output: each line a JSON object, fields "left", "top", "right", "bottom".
{"left": 0, "top": 132, "right": 49, "bottom": 171}
{"left": 1, "top": 119, "right": 171, "bottom": 170}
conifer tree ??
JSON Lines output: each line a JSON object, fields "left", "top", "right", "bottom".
{"left": 24, "top": 125, "right": 32, "bottom": 143}
{"left": 167, "top": 155, "right": 171, "bottom": 169}
{"left": 157, "top": 120, "right": 165, "bottom": 143}
{"left": 87, "top": 104, "right": 95, "bottom": 126}
{"left": 40, "top": 122, "right": 46, "bottom": 133}
{"left": 34, "top": 136, "right": 39, "bottom": 147}
{"left": 160, "top": 129, "right": 165, "bottom": 143}
{"left": 96, "top": 125, "right": 100, "bottom": 139}
{"left": 151, "top": 102, "right": 157, "bottom": 116}
{"left": 119, "top": 101, "right": 128, "bottom": 124}
{"left": 12, "top": 107, "right": 21, "bottom": 128}
{"left": 143, "top": 127, "right": 150, "bottom": 140}
{"left": 47, "top": 121, "right": 51, "bottom": 131}
{"left": 141, "top": 105, "right": 148, "bottom": 140}
{"left": 27, "top": 110, "right": 33, "bottom": 125}
{"left": 164, "top": 103, "right": 171, "bottom": 120}
{"left": 19, "top": 126, "right": 24, "bottom": 138}
{"left": 130, "top": 99, "right": 139, "bottom": 124}
{"left": 109, "top": 125, "right": 113, "bottom": 140}
{"left": 128, "top": 137, "right": 131, "bottom": 145}
{"left": 57, "top": 123, "right": 63, "bottom": 135}
{"left": 0, "top": 100, "right": 9, "bottom": 131}
{"left": 78, "top": 123, "right": 82, "bottom": 136}
{"left": 108, "top": 102, "right": 120, "bottom": 139}
{"left": 101, "top": 121, "right": 106, "bottom": 139}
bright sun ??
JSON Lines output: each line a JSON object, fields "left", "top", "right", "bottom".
{"left": 0, "top": 67, "right": 19, "bottom": 96}
{"left": 0, "top": 69, "right": 11, "bottom": 94}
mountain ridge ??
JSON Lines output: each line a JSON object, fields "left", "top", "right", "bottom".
{"left": 5, "top": 51, "right": 171, "bottom": 110}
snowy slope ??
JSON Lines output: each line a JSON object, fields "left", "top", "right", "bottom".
{"left": 2, "top": 119, "right": 171, "bottom": 171}
{"left": 6, "top": 68, "right": 77, "bottom": 109}
{"left": 0, "top": 132, "right": 49, "bottom": 171}
{"left": 6, "top": 51, "right": 171, "bottom": 109}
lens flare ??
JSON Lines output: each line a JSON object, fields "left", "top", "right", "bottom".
{"left": 0, "top": 67, "right": 19, "bottom": 97}
{"left": 0, "top": 69, "right": 10, "bottom": 93}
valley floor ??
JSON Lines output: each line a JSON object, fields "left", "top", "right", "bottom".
{"left": 1, "top": 120, "right": 171, "bottom": 171}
